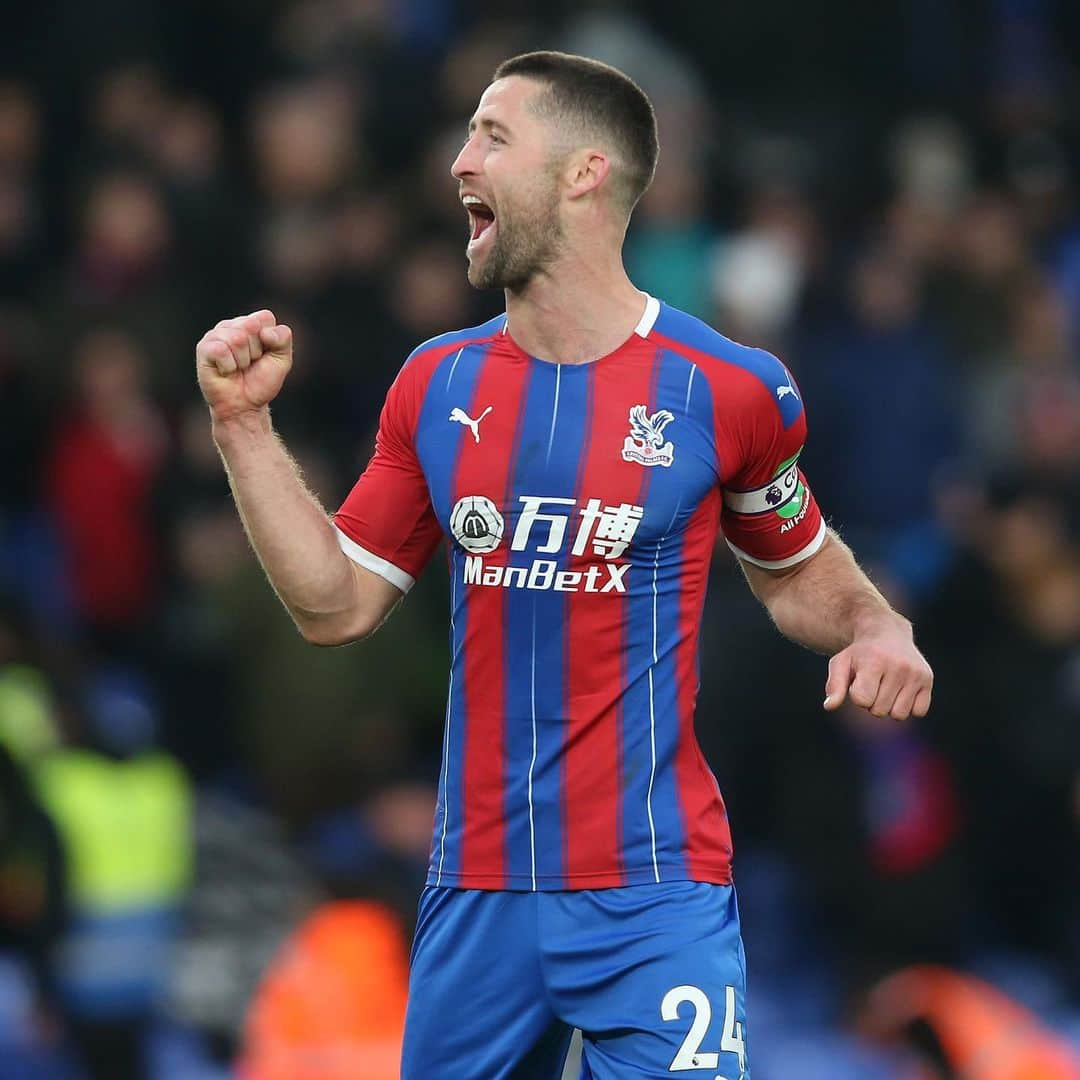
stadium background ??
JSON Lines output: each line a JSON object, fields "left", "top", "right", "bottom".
{"left": 1, "top": 0, "right": 1079, "bottom": 1076}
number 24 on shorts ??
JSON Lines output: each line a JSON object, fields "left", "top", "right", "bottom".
{"left": 661, "top": 984, "right": 746, "bottom": 1076}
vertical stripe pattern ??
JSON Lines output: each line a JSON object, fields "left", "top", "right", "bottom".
{"left": 455, "top": 349, "right": 533, "bottom": 884}
{"left": 418, "top": 342, "right": 493, "bottom": 884}
{"left": 562, "top": 352, "right": 661, "bottom": 885}
{"left": 412, "top": 303, "right": 745, "bottom": 891}
{"left": 503, "top": 359, "right": 591, "bottom": 887}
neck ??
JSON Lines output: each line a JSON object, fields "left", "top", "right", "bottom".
{"left": 504, "top": 246, "right": 647, "bottom": 365}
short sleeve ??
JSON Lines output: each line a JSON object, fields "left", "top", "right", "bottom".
{"left": 332, "top": 363, "right": 443, "bottom": 593}
{"left": 719, "top": 358, "right": 826, "bottom": 569}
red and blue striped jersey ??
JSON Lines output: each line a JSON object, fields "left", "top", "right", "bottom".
{"left": 334, "top": 296, "right": 825, "bottom": 890}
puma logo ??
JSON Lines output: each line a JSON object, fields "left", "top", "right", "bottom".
{"left": 776, "top": 374, "right": 799, "bottom": 402}
{"left": 449, "top": 405, "right": 493, "bottom": 443}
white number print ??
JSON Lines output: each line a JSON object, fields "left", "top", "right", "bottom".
{"left": 661, "top": 985, "right": 717, "bottom": 1071}
{"left": 661, "top": 984, "right": 746, "bottom": 1077}
{"left": 719, "top": 985, "right": 747, "bottom": 1076}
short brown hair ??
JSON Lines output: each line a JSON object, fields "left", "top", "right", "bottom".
{"left": 493, "top": 51, "right": 659, "bottom": 215}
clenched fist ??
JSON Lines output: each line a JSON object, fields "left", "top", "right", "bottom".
{"left": 823, "top": 615, "right": 933, "bottom": 721}
{"left": 196, "top": 310, "right": 293, "bottom": 421}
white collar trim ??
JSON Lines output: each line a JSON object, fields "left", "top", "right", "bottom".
{"left": 634, "top": 293, "right": 660, "bottom": 337}
{"left": 501, "top": 293, "right": 659, "bottom": 339}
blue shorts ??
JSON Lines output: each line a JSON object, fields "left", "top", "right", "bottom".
{"left": 402, "top": 881, "right": 750, "bottom": 1079}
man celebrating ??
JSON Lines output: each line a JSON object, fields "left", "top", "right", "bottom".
{"left": 197, "top": 52, "right": 932, "bottom": 1079}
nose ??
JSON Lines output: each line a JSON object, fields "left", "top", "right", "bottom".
{"left": 451, "top": 133, "right": 479, "bottom": 181}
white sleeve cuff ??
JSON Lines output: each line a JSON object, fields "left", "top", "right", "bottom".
{"left": 726, "top": 517, "right": 827, "bottom": 570}
{"left": 334, "top": 526, "right": 415, "bottom": 593}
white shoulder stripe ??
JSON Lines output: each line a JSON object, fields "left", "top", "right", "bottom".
{"left": 334, "top": 526, "right": 415, "bottom": 593}
{"left": 726, "top": 517, "right": 827, "bottom": 570}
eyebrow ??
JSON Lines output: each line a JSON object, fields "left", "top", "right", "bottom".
{"left": 466, "top": 116, "right": 510, "bottom": 137}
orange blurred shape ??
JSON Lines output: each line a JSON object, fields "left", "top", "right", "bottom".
{"left": 862, "top": 965, "right": 1080, "bottom": 1080}
{"left": 239, "top": 900, "right": 410, "bottom": 1080}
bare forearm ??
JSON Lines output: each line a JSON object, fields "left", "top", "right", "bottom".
{"left": 742, "top": 529, "right": 932, "bottom": 719}
{"left": 196, "top": 312, "right": 402, "bottom": 645}
{"left": 212, "top": 409, "right": 359, "bottom": 634}
{"left": 742, "top": 531, "right": 906, "bottom": 655}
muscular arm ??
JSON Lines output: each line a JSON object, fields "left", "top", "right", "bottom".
{"left": 740, "top": 530, "right": 891, "bottom": 654}
{"left": 213, "top": 411, "right": 401, "bottom": 646}
{"left": 739, "top": 529, "right": 933, "bottom": 719}
{"left": 198, "top": 310, "right": 401, "bottom": 646}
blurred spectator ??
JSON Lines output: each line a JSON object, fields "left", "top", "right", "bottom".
{"left": 0, "top": 82, "right": 40, "bottom": 174}
{"left": 712, "top": 188, "right": 818, "bottom": 347}
{"left": 149, "top": 98, "right": 223, "bottom": 194}
{"left": 32, "top": 669, "right": 192, "bottom": 1080}
{"left": 573, "top": 4, "right": 719, "bottom": 321}
{"left": 218, "top": 455, "right": 446, "bottom": 823}
{"left": 858, "top": 965, "right": 1080, "bottom": 1078}
{"left": 149, "top": 403, "right": 242, "bottom": 782}
{"left": 90, "top": 66, "right": 170, "bottom": 162}
{"left": 828, "top": 700, "right": 972, "bottom": 986}
{"left": 626, "top": 144, "right": 719, "bottom": 321}
{"left": 304, "top": 780, "right": 438, "bottom": 931}
{"left": 967, "top": 272, "right": 1080, "bottom": 476}
{"left": 888, "top": 118, "right": 973, "bottom": 214}
{"left": 166, "top": 794, "right": 318, "bottom": 1060}
{"left": 929, "top": 195, "right": 1031, "bottom": 367}
{"left": 798, "top": 249, "right": 958, "bottom": 572}
{"left": 0, "top": 82, "right": 44, "bottom": 302}
{"left": 0, "top": 172, "right": 43, "bottom": 302}
{"left": 921, "top": 478, "right": 1080, "bottom": 979}
{"left": 56, "top": 168, "right": 194, "bottom": 401}
{"left": 72, "top": 172, "right": 171, "bottom": 306}
{"left": 45, "top": 328, "right": 167, "bottom": 654}
{"left": 251, "top": 79, "right": 360, "bottom": 207}
{"left": 239, "top": 901, "right": 409, "bottom": 1080}
{"left": 370, "top": 238, "right": 480, "bottom": 418}
{"left": 0, "top": 600, "right": 65, "bottom": 1023}
{"left": 238, "top": 778, "right": 433, "bottom": 1079}
{"left": 0, "top": 740, "right": 64, "bottom": 974}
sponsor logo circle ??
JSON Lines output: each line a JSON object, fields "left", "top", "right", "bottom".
{"left": 449, "top": 495, "right": 504, "bottom": 554}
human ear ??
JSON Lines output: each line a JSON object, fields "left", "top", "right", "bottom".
{"left": 566, "top": 150, "right": 610, "bottom": 199}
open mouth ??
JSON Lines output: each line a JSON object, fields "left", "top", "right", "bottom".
{"left": 463, "top": 195, "right": 496, "bottom": 247}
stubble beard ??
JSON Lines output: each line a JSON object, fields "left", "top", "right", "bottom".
{"left": 467, "top": 184, "right": 564, "bottom": 292}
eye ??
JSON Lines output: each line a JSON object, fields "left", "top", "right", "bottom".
{"left": 489, "top": 132, "right": 505, "bottom": 146}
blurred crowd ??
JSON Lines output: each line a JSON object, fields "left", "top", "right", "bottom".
{"left": 0, "top": 1, "right": 1078, "bottom": 1077}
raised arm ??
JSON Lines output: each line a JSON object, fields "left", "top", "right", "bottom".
{"left": 739, "top": 530, "right": 933, "bottom": 720}
{"left": 196, "top": 310, "right": 402, "bottom": 645}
